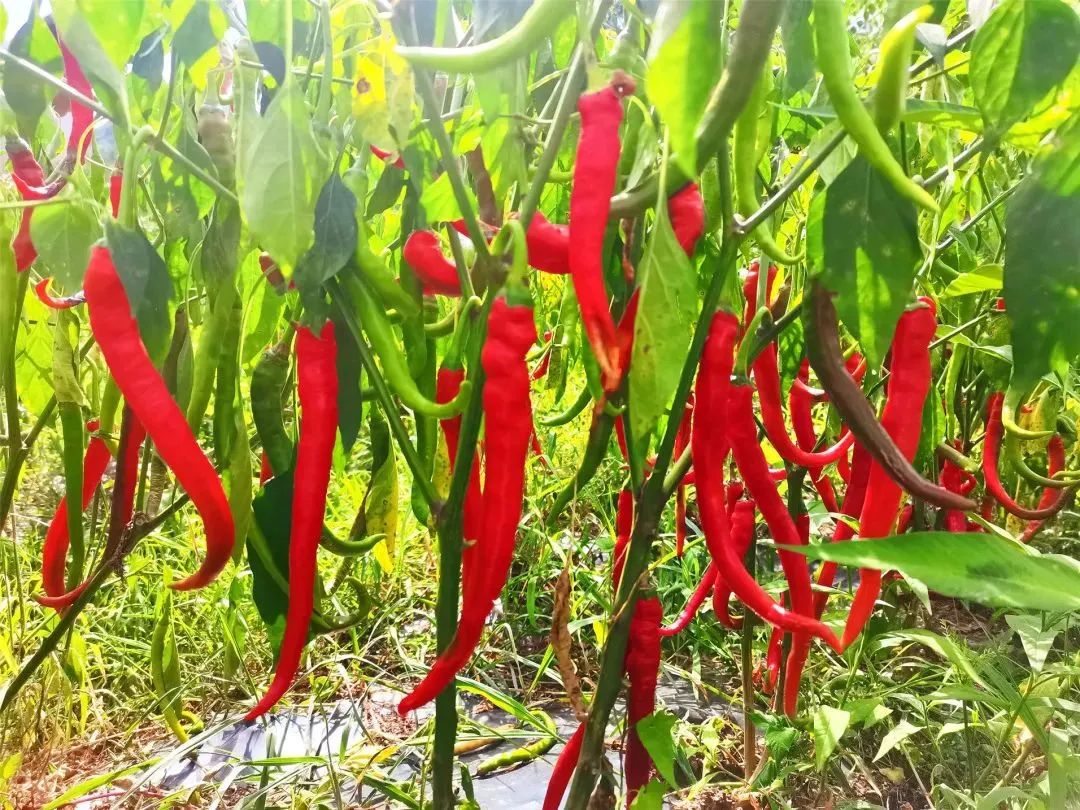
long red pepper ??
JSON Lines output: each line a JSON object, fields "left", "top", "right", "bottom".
{"left": 543, "top": 723, "right": 585, "bottom": 810}
{"left": 673, "top": 397, "right": 693, "bottom": 556}
{"left": 39, "top": 420, "right": 111, "bottom": 599}
{"left": 5, "top": 138, "right": 45, "bottom": 186}
{"left": 1022, "top": 437, "right": 1068, "bottom": 543}
{"left": 668, "top": 183, "right": 705, "bottom": 255}
{"left": 755, "top": 343, "right": 854, "bottom": 467}
{"left": 940, "top": 445, "right": 976, "bottom": 533}
{"left": 84, "top": 246, "right": 234, "bottom": 591}
{"left": 623, "top": 594, "right": 663, "bottom": 807}
{"left": 612, "top": 488, "right": 634, "bottom": 589}
{"left": 399, "top": 297, "right": 535, "bottom": 714}
{"left": 403, "top": 230, "right": 462, "bottom": 296}
{"left": 813, "top": 441, "right": 872, "bottom": 619}
{"left": 694, "top": 311, "right": 841, "bottom": 648}
{"left": 246, "top": 321, "right": 338, "bottom": 721}
{"left": 370, "top": 144, "right": 405, "bottom": 169}
{"left": 712, "top": 498, "right": 756, "bottom": 630}
{"left": 983, "top": 393, "right": 1070, "bottom": 521}
{"left": 524, "top": 213, "right": 571, "bottom": 275}
{"left": 842, "top": 300, "right": 937, "bottom": 649}
{"left": 569, "top": 73, "right": 635, "bottom": 390}
{"left": 790, "top": 360, "right": 843, "bottom": 514}
{"left": 659, "top": 562, "right": 717, "bottom": 637}
{"left": 34, "top": 279, "right": 84, "bottom": 310}
{"left": 782, "top": 513, "right": 812, "bottom": 716}
{"left": 57, "top": 36, "right": 96, "bottom": 162}
{"left": 728, "top": 383, "right": 832, "bottom": 647}
{"left": 37, "top": 417, "right": 147, "bottom": 610}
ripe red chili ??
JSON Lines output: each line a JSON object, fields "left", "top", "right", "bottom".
{"left": 612, "top": 488, "right": 634, "bottom": 589}
{"left": 712, "top": 498, "right": 756, "bottom": 630}
{"left": 940, "top": 445, "right": 977, "bottom": 533}
{"left": 5, "top": 138, "right": 45, "bottom": 186}
{"left": 246, "top": 321, "right": 338, "bottom": 721}
{"left": 983, "top": 393, "right": 1070, "bottom": 521}
{"left": 842, "top": 300, "right": 937, "bottom": 649}
{"left": 782, "top": 512, "right": 812, "bottom": 716}
{"left": 789, "top": 362, "right": 843, "bottom": 514}
{"left": 58, "top": 37, "right": 95, "bottom": 162}
{"left": 84, "top": 246, "right": 234, "bottom": 592}
{"left": 668, "top": 182, "right": 705, "bottom": 256}
{"left": 403, "top": 230, "right": 462, "bottom": 296}
{"left": 660, "top": 562, "right": 717, "bottom": 637}
{"left": 694, "top": 311, "right": 841, "bottom": 648}
{"left": 673, "top": 397, "right": 694, "bottom": 557}
{"left": 569, "top": 73, "right": 635, "bottom": 390}
{"left": 370, "top": 144, "right": 405, "bottom": 169}
{"left": 39, "top": 420, "right": 111, "bottom": 599}
{"left": 624, "top": 594, "right": 663, "bottom": 806}
{"left": 543, "top": 723, "right": 585, "bottom": 810}
{"left": 1021, "top": 437, "right": 1069, "bottom": 543}
{"left": 34, "top": 278, "right": 85, "bottom": 310}
{"left": 399, "top": 297, "right": 536, "bottom": 715}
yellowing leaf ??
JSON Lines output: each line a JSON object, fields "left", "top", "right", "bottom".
{"left": 352, "top": 32, "right": 415, "bottom": 148}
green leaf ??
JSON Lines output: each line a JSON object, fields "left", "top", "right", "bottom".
{"left": 1004, "top": 614, "right": 1061, "bottom": 673}
{"left": 630, "top": 205, "right": 698, "bottom": 444}
{"left": 635, "top": 710, "right": 678, "bottom": 788}
{"left": 628, "top": 781, "right": 665, "bottom": 810}
{"left": 419, "top": 171, "right": 475, "bottom": 224}
{"left": 969, "top": 0, "right": 1079, "bottom": 134}
{"left": 295, "top": 173, "right": 358, "bottom": 292}
{"left": 780, "top": 0, "right": 815, "bottom": 97}
{"left": 807, "top": 154, "right": 922, "bottom": 369}
{"left": 645, "top": 0, "right": 722, "bottom": 178}
{"left": 249, "top": 473, "right": 294, "bottom": 654}
{"left": 813, "top": 705, "right": 850, "bottom": 770}
{"left": 778, "top": 532, "right": 1080, "bottom": 613}
{"left": 29, "top": 201, "right": 99, "bottom": 292}
{"left": 874, "top": 719, "right": 922, "bottom": 762}
{"left": 845, "top": 697, "right": 892, "bottom": 729}
{"left": 239, "top": 84, "right": 326, "bottom": 275}
{"left": 3, "top": 13, "right": 63, "bottom": 138}
{"left": 104, "top": 222, "right": 174, "bottom": 363}
{"left": 70, "top": 0, "right": 147, "bottom": 73}
{"left": 1004, "top": 118, "right": 1080, "bottom": 390}
{"left": 940, "top": 264, "right": 1002, "bottom": 297}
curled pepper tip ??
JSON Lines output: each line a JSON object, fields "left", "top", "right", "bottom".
{"left": 610, "top": 69, "right": 636, "bottom": 98}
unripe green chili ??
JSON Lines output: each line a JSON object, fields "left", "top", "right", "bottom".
{"left": 57, "top": 403, "right": 86, "bottom": 585}
{"left": 251, "top": 337, "right": 295, "bottom": 477}
{"left": 872, "top": 5, "right": 934, "bottom": 134}
{"left": 396, "top": 0, "right": 570, "bottom": 73}
{"left": 354, "top": 236, "right": 421, "bottom": 319}
{"left": 347, "top": 275, "right": 470, "bottom": 418}
{"left": 812, "top": 0, "right": 939, "bottom": 212}
{"left": 546, "top": 410, "right": 616, "bottom": 528}
{"left": 1002, "top": 383, "right": 1054, "bottom": 440}
{"left": 212, "top": 299, "right": 244, "bottom": 463}
{"left": 734, "top": 66, "right": 803, "bottom": 265}
{"left": 186, "top": 281, "right": 239, "bottom": 430}
{"left": 540, "top": 386, "right": 591, "bottom": 427}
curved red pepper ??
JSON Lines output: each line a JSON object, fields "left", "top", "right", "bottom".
{"left": 1021, "top": 436, "right": 1069, "bottom": 543}
{"left": 660, "top": 562, "right": 717, "bottom": 637}
{"left": 57, "top": 37, "right": 96, "bottom": 162}
{"left": 940, "top": 445, "right": 975, "bottom": 532}
{"left": 673, "top": 396, "right": 694, "bottom": 556}
{"left": 694, "top": 311, "right": 841, "bottom": 649}
{"left": 246, "top": 321, "right": 338, "bottom": 721}
{"left": 34, "top": 278, "right": 85, "bottom": 310}
{"left": 403, "top": 230, "right": 462, "bottom": 297}
{"left": 399, "top": 297, "right": 535, "bottom": 715}
{"left": 612, "top": 488, "right": 634, "bottom": 589}
{"left": 569, "top": 75, "right": 635, "bottom": 390}
{"left": 84, "top": 246, "right": 234, "bottom": 593}
{"left": 789, "top": 363, "right": 843, "bottom": 514}
{"left": 38, "top": 420, "right": 110, "bottom": 599}
{"left": 711, "top": 498, "right": 757, "bottom": 630}
{"left": 37, "top": 416, "right": 146, "bottom": 610}
{"left": 624, "top": 594, "right": 663, "bottom": 805}
{"left": 370, "top": 144, "right": 405, "bottom": 169}
{"left": 543, "top": 723, "right": 585, "bottom": 810}
{"left": 842, "top": 300, "right": 937, "bottom": 649}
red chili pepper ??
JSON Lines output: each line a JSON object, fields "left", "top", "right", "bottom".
{"left": 10, "top": 172, "right": 68, "bottom": 272}
{"left": 711, "top": 498, "right": 756, "bottom": 630}
{"left": 983, "top": 393, "right": 1069, "bottom": 521}
{"left": 789, "top": 364, "right": 843, "bottom": 514}
{"left": 694, "top": 311, "right": 842, "bottom": 649}
{"left": 524, "top": 213, "right": 571, "bottom": 275}
{"left": 673, "top": 397, "right": 694, "bottom": 557}
{"left": 668, "top": 182, "right": 705, "bottom": 256}
{"left": 370, "top": 144, "right": 405, "bottom": 169}
{"left": 399, "top": 297, "right": 536, "bottom": 714}
{"left": 109, "top": 173, "right": 122, "bottom": 218}
{"left": 895, "top": 503, "right": 914, "bottom": 533}
{"left": 246, "top": 321, "right": 338, "bottom": 720}
{"left": 569, "top": 73, "right": 635, "bottom": 391}
{"left": 33, "top": 278, "right": 85, "bottom": 309}
{"left": 258, "top": 451, "right": 273, "bottom": 487}
{"left": 780, "top": 512, "right": 814, "bottom": 716}
{"left": 756, "top": 343, "right": 854, "bottom": 468}
{"left": 940, "top": 445, "right": 975, "bottom": 532}
{"left": 38, "top": 420, "right": 111, "bottom": 599}
{"left": 728, "top": 382, "right": 833, "bottom": 648}
{"left": 57, "top": 37, "right": 96, "bottom": 162}
{"left": 543, "top": 723, "right": 585, "bottom": 810}
{"left": 436, "top": 367, "right": 483, "bottom": 547}
{"left": 741, "top": 261, "right": 776, "bottom": 334}
{"left": 842, "top": 300, "right": 937, "bottom": 649}
{"left": 5, "top": 138, "right": 45, "bottom": 186}
{"left": 37, "top": 416, "right": 147, "bottom": 610}
{"left": 403, "top": 230, "right": 462, "bottom": 297}
{"left": 660, "top": 562, "right": 717, "bottom": 637}
{"left": 84, "top": 246, "right": 234, "bottom": 592}
{"left": 532, "top": 331, "right": 553, "bottom": 381}
{"left": 1021, "top": 437, "right": 1068, "bottom": 543}
{"left": 623, "top": 594, "right": 663, "bottom": 806}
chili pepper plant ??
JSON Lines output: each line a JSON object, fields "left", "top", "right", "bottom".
{"left": 1, "top": 0, "right": 1079, "bottom": 807}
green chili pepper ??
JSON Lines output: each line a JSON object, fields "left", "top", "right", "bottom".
{"left": 813, "top": 0, "right": 939, "bottom": 212}
{"left": 186, "top": 281, "right": 239, "bottom": 430}
{"left": 475, "top": 710, "right": 558, "bottom": 775}
{"left": 395, "top": 0, "right": 569, "bottom": 73}
{"left": 872, "top": 5, "right": 934, "bottom": 134}
{"left": 733, "top": 64, "right": 803, "bottom": 265}
{"left": 251, "top": 336, "right": 295, "bottom": 476}
{"left": 540, "top": 386, "right": 592, "bottom": 427}
{"left": 213, "top": 299, "right": 244, "bottom": 463}
{"left": 347, "top": 275, "right": 470, "bottom": 418}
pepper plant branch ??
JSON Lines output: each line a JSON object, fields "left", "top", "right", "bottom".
{"left": 936, "top": 182, "right": 1018, "bottom": 253}
{"left": 921, "top": 136, "right": 988, "bottom": 190}
{"left": 326, "top": 280, "right": 440, "bottom": 509}
{"left": 566, "top": 237, "right": 741, "bottom": 806}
